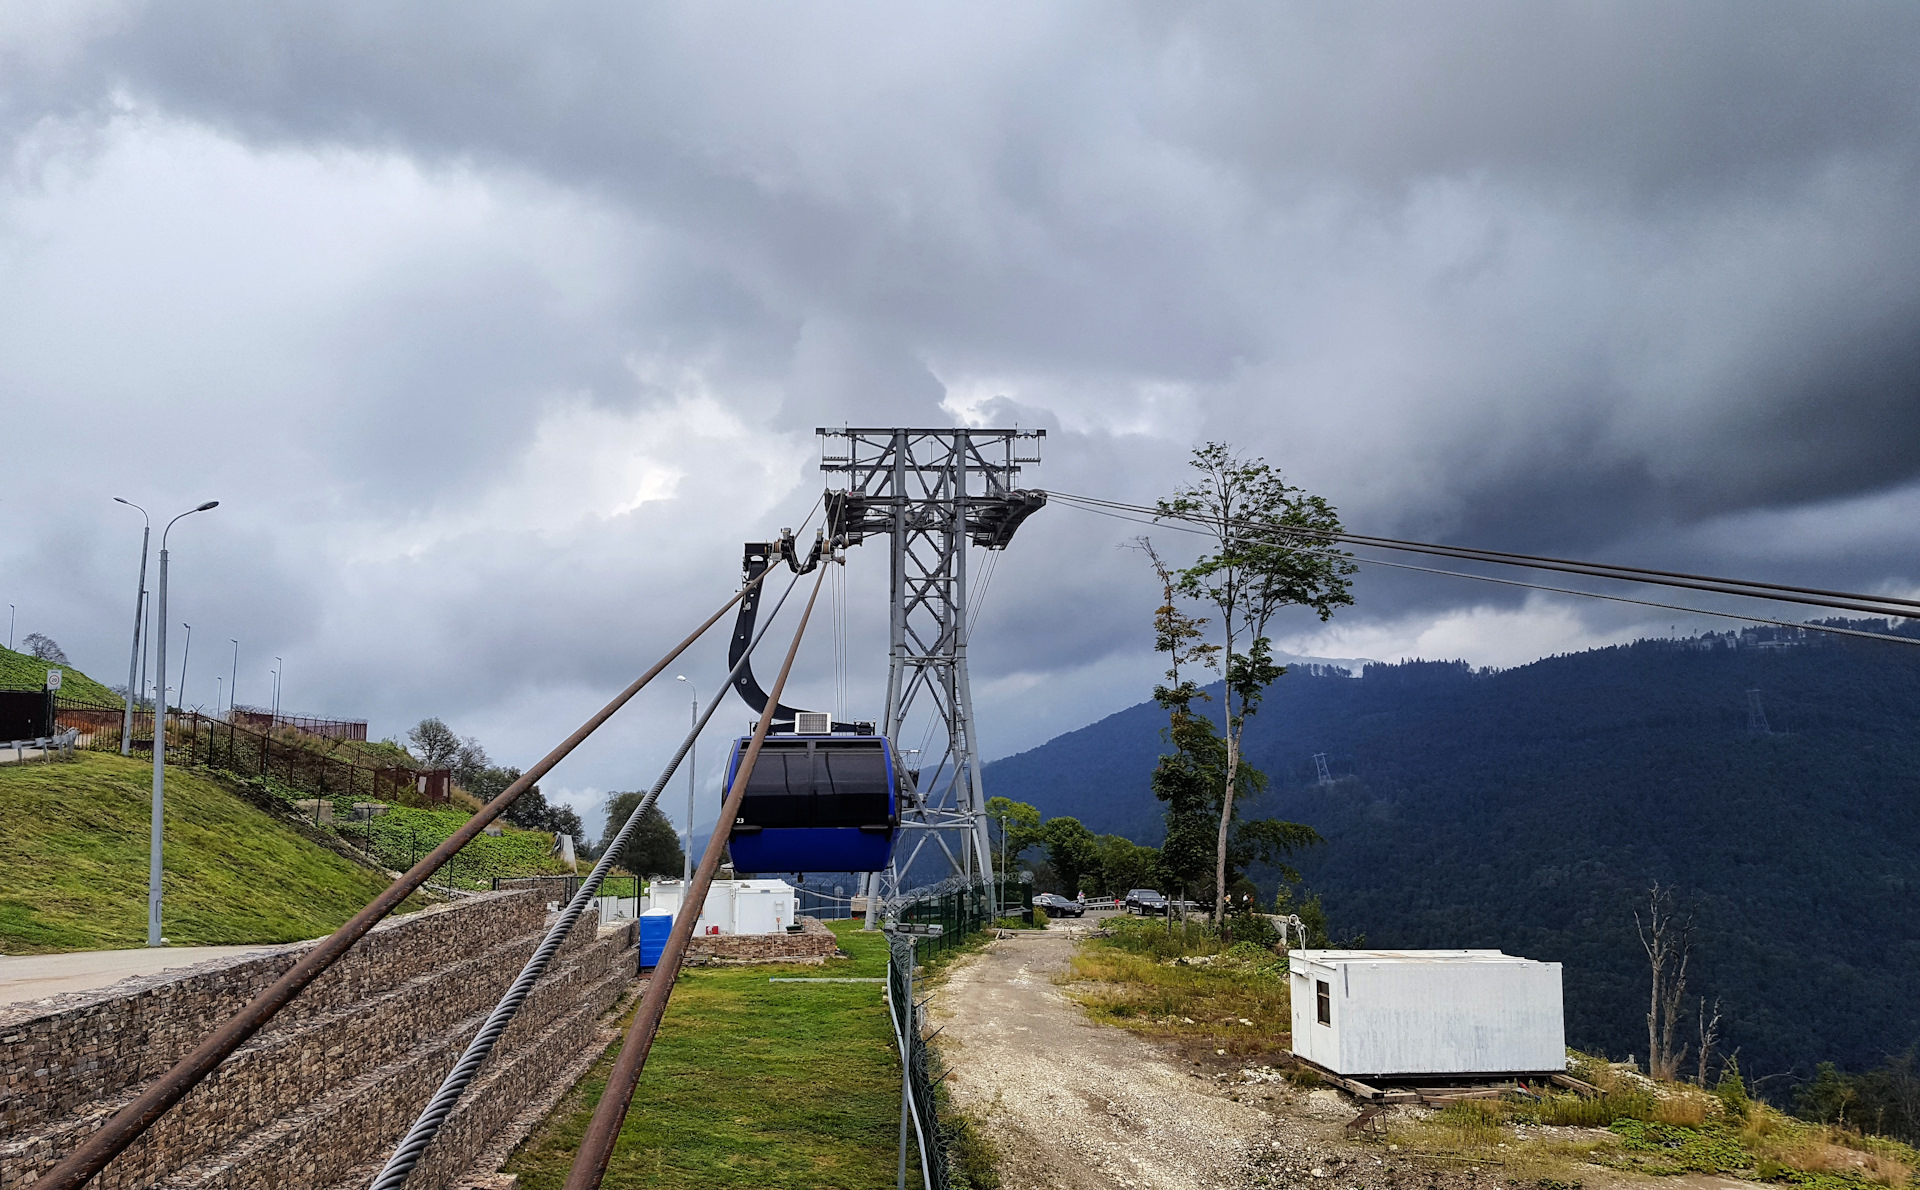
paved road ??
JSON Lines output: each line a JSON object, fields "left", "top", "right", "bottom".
{"left": 0, "top": 944, "right": 288, "bottom": 1007}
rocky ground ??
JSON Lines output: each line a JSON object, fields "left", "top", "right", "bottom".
{"left": 927, "top": 918, "right": 1767, "bottom": 1190}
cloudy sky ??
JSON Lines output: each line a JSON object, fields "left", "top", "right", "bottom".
{"left": 5, "top": 2, "right": 1919, "bottom": 835}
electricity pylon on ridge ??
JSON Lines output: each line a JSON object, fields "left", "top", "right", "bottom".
{"left": 819, "top": 427, "right": 1046, "bottom": 924}
{"left": 1746, "top": 689, "right": 1771, "bottom": 736}
{"left": 1314, "top": 752, "right": 1334, "bottom": 787}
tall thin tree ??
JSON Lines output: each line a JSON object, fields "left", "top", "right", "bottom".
{"left": 1636, "top": 882, "right": 1695, "bottom": 1080}
{"left": 1156, "top": 443, "right": 1354, "bottom": 923}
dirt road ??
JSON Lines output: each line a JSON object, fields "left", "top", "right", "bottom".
{"left": 930, "top": 918, "right": 1308, "bottom": 1190}
{"left": 927, "top": 919, "right": 1765, "bottom": 1190}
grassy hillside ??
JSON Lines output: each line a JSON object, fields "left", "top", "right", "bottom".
{"left": 0, "top": 751, "right": 411, "bottom": 953}
{"left": 0, "top": 644, "right": 119, "bottom": 703}
{"left": 982, "top": 626, "right": 1920, "bottom": 1085}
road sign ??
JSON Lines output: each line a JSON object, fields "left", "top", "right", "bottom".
{"left": 45, "top": 669, "right": 61, "bottom": 691}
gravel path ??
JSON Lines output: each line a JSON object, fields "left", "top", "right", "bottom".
{"left": 929, "top": 918, "right": 1286, "bottom": 1190}
{"left": 927, "top": 918, "right": 1767, "bottom": 1190}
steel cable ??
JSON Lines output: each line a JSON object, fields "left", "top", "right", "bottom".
{"left": 565, "top": 560, "right": 831, "bottom": 1190}
{"left": 1046, "top": 492, "right": 1920, "bottom": 649}
{"left": 1047, "top": 490, "right": 1920, "bottom": 620}
{"left": 368, "top": 567, "right": 807, "bottom": 1189}
{"left": 37, "top": 579, "right": 769, "bottom": 1190}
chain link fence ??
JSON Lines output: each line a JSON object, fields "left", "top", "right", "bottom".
{"left": 882, "top": 876, "right": 1034, "bottom": 1187}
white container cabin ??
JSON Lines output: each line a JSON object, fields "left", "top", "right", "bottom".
{"left": 1289, "top": 949, "right": 1565, "bottom": 1078}
{"left": 642, "top": 878, "right": 796, "bottom": 935}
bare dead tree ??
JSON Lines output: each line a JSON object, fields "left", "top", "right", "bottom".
{"left": 1635, "top": 882, "right": 1694, "bottom": 1080}
{"left": 1696, "top": 996, "right": 1723, "bottom": 1086}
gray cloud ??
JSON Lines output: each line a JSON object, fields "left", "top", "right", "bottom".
{"left": 5, "top": 2, "right": 1920, "bottom": 830}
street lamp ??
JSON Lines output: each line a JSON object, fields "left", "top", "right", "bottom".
{"left": 148, "top": 499, "right": 219, "bottom": 947}
{"left": 215, "top": 675, "right": 224, "bottom": 717}
{"left": 113, "top": 499, "right": 151, "bottom": 755}
{"left": 6, "top": 603, "right": 13, "bottom": 651}
{"left": 228, "top": 639, "right": 239, "bottom": 719}
{"left": 271, "top": 657, "right": 282, "bottom": 723}
{"left": 675, "top": 675, "right": 698, "bottom": 883}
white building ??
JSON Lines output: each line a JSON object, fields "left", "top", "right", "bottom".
{"left": 642, "top": 878, "right": 797, "bottom": 935}
{"left": 1289, "top": 949, "right": 1565, "bottom": 1078}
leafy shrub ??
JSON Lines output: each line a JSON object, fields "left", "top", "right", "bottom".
{"left": 1717, "top": 1058, "right": 1752, "bottom": 1122}
{"left": 1532, "top": 1091, "right": 1655, "bottom": 1128}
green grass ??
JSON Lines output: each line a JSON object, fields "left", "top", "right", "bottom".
{"left": 0, "top": 644, "right": 119, "bottom": 703}
{"left": 0, "top": 750, "right": 415, "bottom": 953}
{"left": 1067, "top": 917, "right": 1292, "bottom": 1057}
{"left": 331, "top": 804, "right": 571, "bottom": 887}
{"left": 505, "top": 921, "right": 904, "bottom": 1189}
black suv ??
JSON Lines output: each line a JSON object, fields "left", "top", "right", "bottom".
{"left": 1125, "top": 888, "right": 1168, "bottom": 915}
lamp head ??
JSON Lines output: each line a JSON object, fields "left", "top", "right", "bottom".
{"left": 195, "top": 500, "right": 220, "bottom": 512}
{"left": 676, "top": 674, "right": 688, "bottom": 682}
{"left": 114, "top": 497, "right": 130, "bottom": 506}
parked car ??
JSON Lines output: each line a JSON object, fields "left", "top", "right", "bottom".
{"left": 1125, "top": 888, "right": 1168, "bottom": 915}
{"left": 1033, "top": 892, "right": 1085, "bottom": 917}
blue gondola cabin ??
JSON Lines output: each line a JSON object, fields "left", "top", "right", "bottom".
{"left": 724, "top": 734, "right": 901, "bottom": 873}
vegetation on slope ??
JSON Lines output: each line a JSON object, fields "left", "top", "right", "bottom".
{"left": 0, "top": 751, "right": 415, "bottom": 952}
{"left": 324, "top": 802, "right": 572, "bottom": 888}
{"left": 1068, "top": 916, "right": 1292, "bottom": 1061}
{"left": 504, "top": 921, "right": 900, "bottom": 1189}
{"left": 1390, "top": 1057, "right": 1919, "bottom": 1190}
{"left": 0, "top": 643, "right": 119, "bottom": 702}
{"left": 985, "top": 627, "right": 1920, "bottom": 1084}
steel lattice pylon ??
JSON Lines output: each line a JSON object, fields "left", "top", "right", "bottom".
{"left": 820, "top": 427, "right": 1046, "bottom": 923}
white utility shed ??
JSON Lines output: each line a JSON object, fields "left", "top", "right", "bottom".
{"left": 641, "top": 878, "right": 797, "bottom": 935}
{"left": 1289, "top": 949, "right": 1565, "bottom": 1078}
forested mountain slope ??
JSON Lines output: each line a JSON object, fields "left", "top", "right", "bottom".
{"left": 981, "top": 626, "right": 1920, "bottom": 1083}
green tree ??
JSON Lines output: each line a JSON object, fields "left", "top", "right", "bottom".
{"left": 1092, "top": 834, "right": 1160, "bottom": 897}
{"left": 1042, "top": 816, "right": 1100, "bottom": 897}
{"left": 985, "top": 796, "right": 1045, "bottom": 866}
{"left": 601, "top": 792, "right": 686, "bottom": 876}
{"left": 1139, "top": 534, "right": 1324, "bottom": 909}
{"left": 406, "top": 717, "right": 462, "bottom": 769}
{"left": 1156, "top": 444, "right": 1354, "bottom": 922}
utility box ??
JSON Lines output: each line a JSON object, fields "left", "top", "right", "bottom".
{"left": 1289, "top": 950, "right": 1565, "bottom": 1078}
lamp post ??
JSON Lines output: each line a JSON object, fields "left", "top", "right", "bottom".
{"left": 228, "top": 640, "right": 239, "bottom": 718}
{"left": 675, "top": 675, "right": 697, "bottom": 883}
{"left": 7, "top": 603, "right": 13, "bottom": 651}
{"left": 271, "top": 657, "right": 282, "bottom": 723}
{"left": 215, "top": 676, "right": 224, "bottom": 718}
{"left": 113, "top": 499, "right": 152, "bottom": 755}
{"left": 149, "top": 500, "right": 219, "bottom": 947}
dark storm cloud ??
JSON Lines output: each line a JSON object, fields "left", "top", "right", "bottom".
{"left": 6, "top": 1, "right": 1920, "bottom": 819}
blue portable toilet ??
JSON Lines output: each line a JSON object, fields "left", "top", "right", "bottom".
{"left": 639, "top": 909, "right": 673, "bottom": 969}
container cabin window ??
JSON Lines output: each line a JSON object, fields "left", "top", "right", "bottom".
{"left": 1316, "top": 980, "right": 1331, "bottom": 1026}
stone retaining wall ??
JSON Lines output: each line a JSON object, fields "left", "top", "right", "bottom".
{"left": 685, "top": 915, "right": 840, "bottom": 964}
{"left": 0, "top": 891, "right": 636, "bottom": 1190}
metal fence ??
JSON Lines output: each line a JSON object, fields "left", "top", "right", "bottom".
{"left": 893, "top": 877, "right": 1030, "bottom": 954}
{"left": 888, "top": 932, "right": 947, "bottom": 1190}
{"left": 795, "top": 884, "right": 860, "bottom": 920}
{"left": 881, "top": 877, "right": 1032, "bottom": 1188}
{"left": 230, "top": 706, "right": 369, "bottom": 741}
{"left": 52, "top": 698, "right": 452, "bottom": 807}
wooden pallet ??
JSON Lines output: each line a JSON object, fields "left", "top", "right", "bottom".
{"left": 1291, "top": 1056, "right": 1588, "bottom": 1104}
